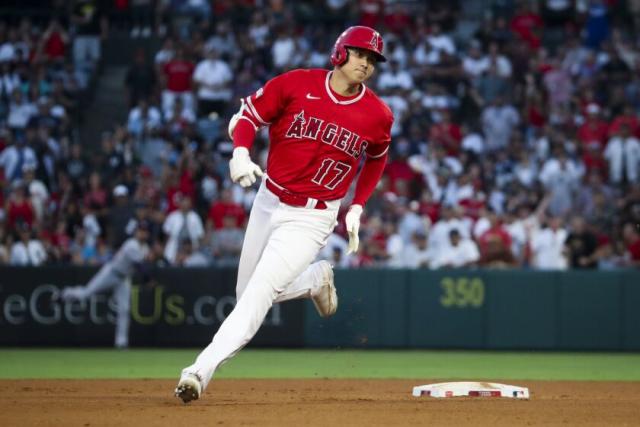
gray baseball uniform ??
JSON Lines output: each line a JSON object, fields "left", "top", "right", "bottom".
{"left": 61, "top": 237, "right": 149, "bottom": 348}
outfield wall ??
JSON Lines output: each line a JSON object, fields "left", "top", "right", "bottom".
{"left": 0, "top": 267, "right": 303, "bottom": 348}
{"left": 305, "top": 269, "right": 640, "bottom": 350}
{"left": 0, "top": 267, "right": 638, "bottom": 350}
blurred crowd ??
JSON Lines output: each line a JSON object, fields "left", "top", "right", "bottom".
{"left": 0, "top": 0, "right": 639, "bottom": 270}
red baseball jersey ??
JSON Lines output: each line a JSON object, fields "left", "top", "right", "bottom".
{"left": 239, "top": 69, "right": 393, "bottom": 201}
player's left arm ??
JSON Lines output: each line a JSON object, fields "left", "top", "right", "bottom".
{"left": 345, "top": 112, "right": 393, "bottom": 254}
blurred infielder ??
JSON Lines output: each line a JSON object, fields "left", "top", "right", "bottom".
{"left": 175, "top": 26, "right": 393, "bottom": 402}
{"left": 60, "top": 222, "right": 151, "bottom": 349}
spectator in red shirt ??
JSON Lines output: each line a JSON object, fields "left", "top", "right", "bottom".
{"left": 609, "top": 103, "right": 640, "bottom": 138}
{"left": 577, "top": 103, "right": 609, "bottom": 152}
{"left": 38, "top": 18, "right": 69, "bottom": 63}
{"left": 418, "top": 189, "right": 441, "bottom": 224}
{"left": 49, "top": 219, "right": 72, "bottom": 262}
{"left": 164, "top": 170, "right": 182, "bottom": 213}
{"left": 359, "top": 0, "right": 384, "bottom": 28}
{"left": 6, "top": 184, "right": 35, "bottom": 230}
{"left": 0, "top": 169, "right": 6, "bottom": 209}
{"left": 383, "top": 3, "right": 412, "bottom": 34}
{"left": 83, "top": 172, "right": 108, "bottom": 212}
{"left": 164, "top": 160, "right": 197, "bottom": 213}
{"left": 385, "top": 142, "right": 419, "bottom": 196}
{"left": 459, "top": 191, "right": 486, "bottom": 222}
{"left": 582, "top": 144, "right": 608, "bottom": 178}
{"left": 622, "top": 222, "right": 640, "bottom": 267}
{"left": 161, "top": 45, "right": 195, "bottom": 115}
{"left": 509, "top": 2, "right": 543, "bottom": 51}
{"left": 361, "top": 216, "right": 390, "bottom": 262}
{"left": 525, "top": 92, "right": 547, "bottom": 130}
{"left": 352, "top": 243, "right": 376, "bottom": 267}
{"left": 207, "top": 187, "right": 246, "bottom": 230}
{"left": 478, "top": 211, "right": 515, "bottom": 267}
{"left": 178, "top": 155, "right": 197, "bottom": 201}
{"left": 429, "top": 108, "right": 462, "bottom": 156}
{"left": 133, "top": 165, "right": 161, "bottom": 207}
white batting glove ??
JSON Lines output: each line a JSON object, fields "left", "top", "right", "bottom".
{"left": 345, "top": 204, "right": 363, "bottom": 255}
{"left": 229, "top": 147, "right": 263, "bottom": 187}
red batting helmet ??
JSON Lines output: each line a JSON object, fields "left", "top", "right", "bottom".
{"left": 330, "top": 26, "right": 386, "bottom": 66}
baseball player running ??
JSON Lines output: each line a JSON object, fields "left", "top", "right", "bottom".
{"left": 59, "top": 222, "right": 152, "bottom": 349}
{"left": 175, "top": 26, "right": 393, "bottom": 403}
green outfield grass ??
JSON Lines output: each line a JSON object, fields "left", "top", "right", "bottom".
{"left": 1, "top": 349, "right": 639, "bottom": 381}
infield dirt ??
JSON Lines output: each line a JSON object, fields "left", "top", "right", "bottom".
{"left": 1, "top": 379, "right": 639, "bottom": 426}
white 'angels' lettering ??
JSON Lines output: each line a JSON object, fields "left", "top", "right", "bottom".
{"left": 286, "top": 110, "right": 369, "bottom": 159}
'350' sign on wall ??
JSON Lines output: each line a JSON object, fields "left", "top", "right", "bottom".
{"left": 439, "top": 277, "right": 485, "bottom": 308}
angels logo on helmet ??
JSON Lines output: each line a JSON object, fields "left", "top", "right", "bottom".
{"left": 369, "top": 32, "right": 381, "bottom": 51}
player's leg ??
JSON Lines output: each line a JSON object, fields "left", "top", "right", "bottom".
{"left": 235, "top": 180, "right": 279, "bottom": 299}
{"left": 180, "top": 204, "right": 338, "bottom": 393}
{"left": 113, "top": 277, "right": 132, "bottom": 349}
{"left": 273, "top": 260, "right": 337, "bottom": 318}
{"left": 61, "top": 264, "right": 119, "bottom": 302}
{"left": 237, "top": 180, "right": 336, "bottom": 309}
{"left": 274, "top": 261, "right": 326, "bottom": 301}
{"left": 273, "top": 209, "right": 339, "bottom": 314}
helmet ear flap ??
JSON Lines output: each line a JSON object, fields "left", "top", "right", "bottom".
{"left": 331, "top": 44, "right": 348, "bottom": 66}
{"left": 342, "top": 48, "right": 350, "bottom": 65}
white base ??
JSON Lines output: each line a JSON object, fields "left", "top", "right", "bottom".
{"left": 412, "top": 381, "right": 530, "bottom": 399}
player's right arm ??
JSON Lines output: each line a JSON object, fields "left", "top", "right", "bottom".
{"left": 228, "top": 72, "right": 290, "bottom": 187}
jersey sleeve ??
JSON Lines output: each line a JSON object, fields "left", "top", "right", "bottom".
{"left": 238, "top": 72, "right": 290, "bottom": 129}
{"left": 365, "top": 105, "right": 393, "bottom": 158}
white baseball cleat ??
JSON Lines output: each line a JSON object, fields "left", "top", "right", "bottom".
{"left": 174, "top": 373, "right": 202, "bottom": 404}
{"left": 311, "top": 261, "right": 338, "bottom": 318}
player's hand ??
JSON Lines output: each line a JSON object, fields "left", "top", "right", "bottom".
{"left": 229, "top": 147, "right": 263, "bottom": 187}
{"left": 345, "top": 204, "right": 363, "bottom": 255}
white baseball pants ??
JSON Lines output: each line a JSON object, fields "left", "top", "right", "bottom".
{"left": 183, "top": 179, "right": 339, "bottom": 389}
{"left": 63, "top": 265, "right": 131, "bottom": 348}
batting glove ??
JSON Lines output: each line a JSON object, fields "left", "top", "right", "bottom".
{"left": 345, "top": 204, "right": 363, "bottom": 255}
{"left": 229, "top": 147, "right": 263, "bottom": 187}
